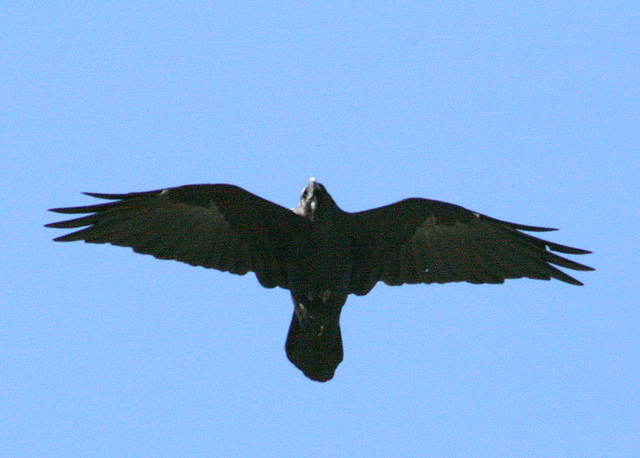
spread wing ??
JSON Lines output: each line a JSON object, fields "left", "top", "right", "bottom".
{"left": 46, "top": 184, "right": 310, "bottom": 289}
{"left": 346, "top": 198, "right": 593, "bottom": 295}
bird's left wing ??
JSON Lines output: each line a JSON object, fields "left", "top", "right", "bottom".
{"left": 345, "top": 198, "right": 593, "bottom": 295}
{"left": 47, "top": 184, "right": 309, "bottom": 289}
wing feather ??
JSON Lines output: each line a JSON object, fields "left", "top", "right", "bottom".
{"left": 347, "top": 198, "right": 593, "bottom": 295}
{"left": 47, "top": 184, "right": 309, "bottom": 289}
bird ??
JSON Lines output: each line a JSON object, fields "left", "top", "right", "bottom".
{"left": 46, "top": 178, "right": 593, "bottom": 382}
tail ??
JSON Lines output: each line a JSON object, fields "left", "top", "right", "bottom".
{"left": 285, "top": 296, "right": 344, "bottom": 382}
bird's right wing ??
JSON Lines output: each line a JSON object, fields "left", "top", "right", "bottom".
{"left": 47, "top": 184, "right": 310, "bottom": 289}
{"left": 345, "top": 198, "right": 593, "bottom": 295}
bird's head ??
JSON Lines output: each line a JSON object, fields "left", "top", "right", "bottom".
{"left": 293, "top": 178, "right": 338, "bottom": 223}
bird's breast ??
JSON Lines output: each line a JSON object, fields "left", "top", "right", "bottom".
{"left": 286, "top": 232, "right": 352, "bottom": 297}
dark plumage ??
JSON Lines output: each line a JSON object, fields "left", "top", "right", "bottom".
{"left": 47, "top": 179, "right": 593, "bottom": 382}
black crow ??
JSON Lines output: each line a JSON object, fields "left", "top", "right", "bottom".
{"left": 47, "top": 178, "right": 593, "bottom": 382}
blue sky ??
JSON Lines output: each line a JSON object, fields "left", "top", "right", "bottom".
{"left": 2, "top": 1, "right": 638, "bottom": 456}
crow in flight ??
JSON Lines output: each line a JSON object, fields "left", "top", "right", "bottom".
{"left": 47, "top": 178, "right": 593, "bottom": 382}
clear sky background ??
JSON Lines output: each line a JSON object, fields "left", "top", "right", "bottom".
{"left": 2, "top": 2, "right": 638, "bottom": 456}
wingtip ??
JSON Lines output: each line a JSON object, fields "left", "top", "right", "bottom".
{"left": 520, "top": 225, "right": 558, "bottom": 232}
{"left": 51, "top": 234, "right": 72, "bottom": 242}
{"left": 82, "top": 192, "right": 122, "bottom": 199}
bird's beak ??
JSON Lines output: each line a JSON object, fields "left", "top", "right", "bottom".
{"left": 305, "top": 177, "right": 318, "bottom": 194}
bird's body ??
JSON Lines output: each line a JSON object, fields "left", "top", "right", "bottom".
{"left": 47, "top": 178, "right": 593, "bottom": 382}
